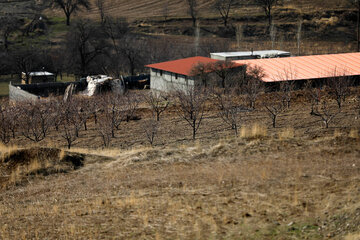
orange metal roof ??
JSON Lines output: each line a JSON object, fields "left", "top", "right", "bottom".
{"left": 234, "top": 52, "right": 360, "bottom": 82}
{"left": 145, "top": 56, "right": 242, "bottom": 76}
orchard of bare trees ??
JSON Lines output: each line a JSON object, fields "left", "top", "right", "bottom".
{"left": 0, "top": 62, "right": 357, "bottom": 149}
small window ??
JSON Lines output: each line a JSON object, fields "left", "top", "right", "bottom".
{"left": 160, "top": 70, "right": 163, "bottom": 76}
{"left": 175, "top": 74, "right": 178, "bottom": 79}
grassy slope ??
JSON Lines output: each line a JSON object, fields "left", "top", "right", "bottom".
{"left": 0, "top": 132, "right": 359, "bottom": 239}
{"left": 0, "top": 89, "right": 359, "bottom": 238}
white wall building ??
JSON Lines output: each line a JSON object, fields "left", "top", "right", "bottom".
{"left": 146, "top": 56, "right": 220, "bottom": 93}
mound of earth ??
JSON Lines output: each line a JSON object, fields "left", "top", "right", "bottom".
{"left": 0, "top": 147, "right": 84, "bottom": 188}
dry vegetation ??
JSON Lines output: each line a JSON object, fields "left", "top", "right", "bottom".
{"left": 0, "top": 86, "right": 359, "bottom": 239}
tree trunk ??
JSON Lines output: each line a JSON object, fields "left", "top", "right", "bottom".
{"left": 192, "top": 17, "right": 196, "bottom": 28}
{"left": 66, "top": 14, "right": 71, "bottom": 26}
{"left": 272, "top": 115, "right": 276, "bottom": 128}
{"left": 156, "top": 112, "right": 160, "bottom": 121}
{"left": 268, "top": 9, "right": 272, "bottom": 29}
{"left": 356, "top": 1, "right": 360, "bottom": 52}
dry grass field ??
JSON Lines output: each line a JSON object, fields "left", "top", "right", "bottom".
{"left": 0, "top": 88, "right": 359, "bottom": 239}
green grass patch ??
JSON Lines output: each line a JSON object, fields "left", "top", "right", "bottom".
{"left": 0, "top": 82, "right": 12, "bottom": 97}
{"left": 48, "top": 16, "right": 69, "bottom": 33}
{"left": 57, "top": 74, "right": 76, "bottom": 83}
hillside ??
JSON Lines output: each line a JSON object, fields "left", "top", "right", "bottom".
{"left": 0, "top": 134, "right": 359, "bottom": 239}
{"left": 0, "top": 86, "right": 359, "bottom": 238}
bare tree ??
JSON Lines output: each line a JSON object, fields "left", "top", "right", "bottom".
{"left": 7, "top": 105, "right": 19, "bottom": 139}
{"left": 279, "top": 81, "right": 295, "bottom": 108}
{"left": 214, "top": 89, "right": 249, "bottom": 136}
{"left": 97, "top": 112, "right": 113, "bottom": 148}
{"left": 185, "top": 0, "right": 199, "bottom": 27}
{"left": 121, "top": 35, "right": 144, "bottom": 76}
{"left": 175, "top": 86, "right": 207, "bottom": 140}
{"left": 243, "top": 65, "right": 265, "bottom": 109}
{"left": 348, "top": 0, "right": 360, "bottom": 51}
{"left": 255, "top": 0, "right": 281, "bottom": 27}
{"left": 144, "top": 119, "right": 159, "bottom": 146}
{"left": 310, "top": 100, "right": 340, "bottom": 128}
{"left": 59, "top": 103, "right": 79, "bottom": 149}
{"left": 264, "top": 94, "right": 284, "bottom": 128}
{"left": 0, "top": 102, "right": 12, "bottom": 144}
{"left": 65, "top": 19, "right": 107, "bottom": 76}
{"left": 19, "top": 102, "right": 52, "bottom": 142}
{"left": 190, "top": 62, "right": 212, "bottom": 88}
{"left": 326, "top": 69, "right": 353, "bottom": 109}
{"left": 162, "top": 0, "right": 170, "bottom": 23}
{"left": 275, "top": 65, "right": 297, "bottom": 108}
{"left": 10, "top": 47, "right": 39, "bottom": 84}
{"left": 123, "top": 93, "right": 139, "bottom": 122}
{"left": 356, "top": 95, "right": 360, "bottom": 118}
{"left": 96, "top": 0, "right": 106, "bottom": 25}
{"left": 145, "top": 92, "right": 170, "bottom": 121}
{"left": 213, "top": 0, "right": 236, "bottom": 27}
{"left": 0, "top": 15, "right": 21, "bottom": 50}
{"left": 52, "top": 0, "right": 91, "bottom": 26}
{"left": 209, "top": 60, "right": 239, "bottom": 89}
{"left": 100, "top": 93, "right": 122, "bottom": 138}
{"left": 305, "top": 79, "right": 322, "bottom": 111}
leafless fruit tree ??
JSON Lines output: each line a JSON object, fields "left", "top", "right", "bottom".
{"left": 310, "top": 100, "right": 340, "bottom": 128}
{"left": 190, "top": 62, "right": 212, "bottom": 88}
{"left": 145, "top": 91, "right": 170, "bottom": 121}
{"left": 59, "top": 105, "right": 79, "bottom": 149}
{"left": 275, "top": 65, "right": 297, "bottom": 108}
{"left": 0, "top": 102, "right": 12, "bottom": 144}
{"left": 97, "top": 112, "right": 113, "bottom": 148}
{"left": 214, "top": 89, "right": 249, "bottom": 136}
{"left": 305, "top": 79, "right": 322, "bottom": 112}
{"left": 19, "top": 102, "right": 52, "bottom": 142}
{"left": 123, "top": 93, "right": 139, "bottom": 122}
{"left": 174, "top": 86, "right": 207, "bottom": 140}
{"left": 243, "top": 65, "right": 265, "bottom": 109}
{"left": 326, "top": 69, "right": 353, "bottom": 109}
{"left": 7, "top": 104, "right": 19, "bottom": 139}
{"left": 279, "top": 80, "right": 295, "bottom": 108}
{"left": 100, "top": 93, "right": 123, "bottom": 138}
{"left": 264, "top": 94, "right": 284, "bottom": 128}
{"left": 210, "top": 60, "right": 239, "bottom": 89}
{"left": 144, "top": 119, "right": 159, "bottom": 146}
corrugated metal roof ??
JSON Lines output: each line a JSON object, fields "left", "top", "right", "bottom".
{"left": 22, "top": 71, "right": 54, "bottom": 76}
{"left": 145, "top": 56, "right": 219, "bottom": 76}
{"left": 234, "top": 52, "right": 360, "bottom": 82}
{"left": 211, "top": 50, "right": 290, "bottom": 58}
{"left": 146, "top": 56, "right": 243, "bottom": 77}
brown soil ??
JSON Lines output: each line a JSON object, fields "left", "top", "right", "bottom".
{"left": 0, "top": 89, "right": 359, "bottom": 239}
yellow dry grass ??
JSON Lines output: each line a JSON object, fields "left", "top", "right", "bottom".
{"left": 278, "top": 127, "right": 295, "bottom": 140}
{"left": 240, "top": 123, "right": 267, "bottom": 139}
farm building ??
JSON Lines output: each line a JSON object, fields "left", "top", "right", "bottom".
{"left": 146, "top": 56, "right": 243, "bottom": 92}
{"left": 234, "top": 52, "right": 360, "bottom": 87}
{"left": 21, "top": 71, "right": 56, "bottom": 84}
{"left": 210, "top": 50, "right": 291, "bottom": 61}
